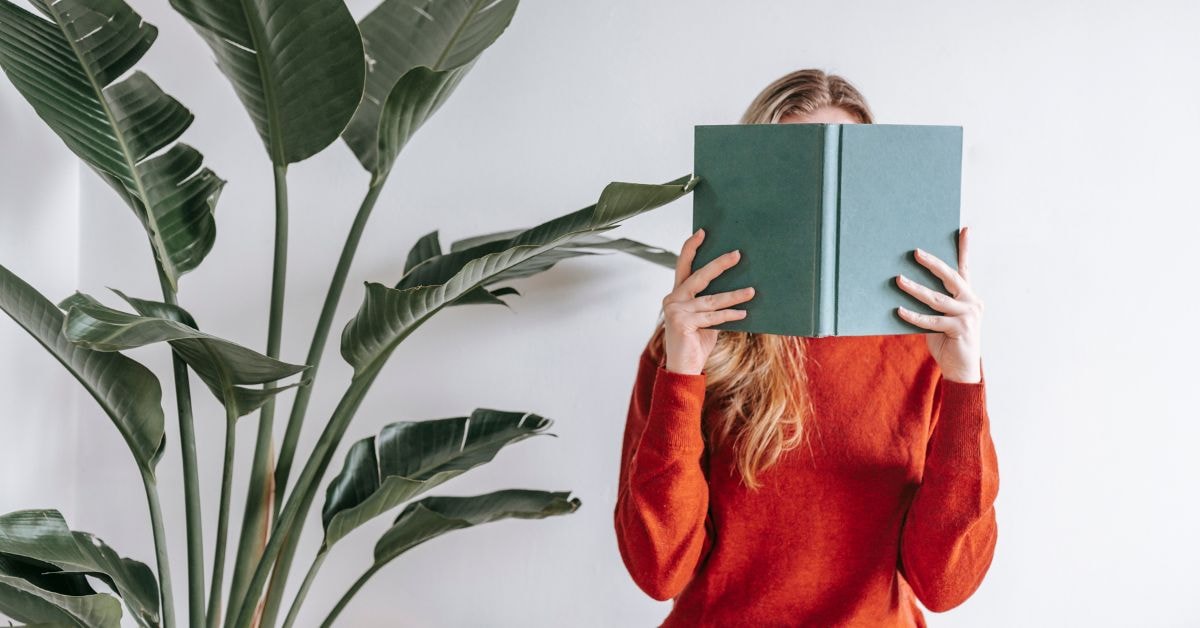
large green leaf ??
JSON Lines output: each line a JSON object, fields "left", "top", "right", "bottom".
{"left": 0, "top": 0, "right": 224, "bottom": 291}
{"left": 340, "top": 174, "right": 698, "bottom": 376}
{"left": 0, "top": 510, "right": 159, "bottom": 627}
{"left": 0, "top": 554, "right": 97, "bottom": 598}
{"left": 0, "top": 263, "right": 165, "bottom": 471}
{"left": 0, "top": 573, "right": 122, "bottom": 627}
{"left": 543, "top": 233, "right": 679, "bottom": 269}
{"left": 398, "top": 231, "right": 518, "bottom": 307}
{"left": 168, "top": 0, "right": 365, "bottom": 164}
{"left": 342, "top": 0, "right": 519, "bottom": 178}
{"left": 446, "top": 228, "right": 524, "bottom": 253}
{"left": 401, "top": 229, "right": 678, "bottom": 305}
{"left": 320, "top": 409, "right": 554, "bottom": 549}
{"left": 324, "top": 489, "right": 578, "bottom": 626}
{"left": 373, "top": 489, "right": 580, "bottom": 564}
{"left": 58, "top": 291, "right": 309, "bottom": 417}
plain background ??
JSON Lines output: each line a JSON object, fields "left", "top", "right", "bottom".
{"left": 3, "top": 1, "right": 1198, "bottom": 626}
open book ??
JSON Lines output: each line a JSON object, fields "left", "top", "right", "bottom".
{"left": 691, "top": 122, "right": 963, "bottom": 337}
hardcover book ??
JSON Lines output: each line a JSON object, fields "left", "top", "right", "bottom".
{"left": 691, "top": 122, "right": 963, "bottom": 337}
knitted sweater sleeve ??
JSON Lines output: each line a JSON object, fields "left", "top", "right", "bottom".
{"left": 614, "top": 346, "right": 714, "bottom": 601}
{"left": 898, "top": 359, "right": 1000, "bottom": 612}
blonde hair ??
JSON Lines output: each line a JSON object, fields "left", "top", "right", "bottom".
{"left": 647, "top": 68, "right": 875, "bottom": 490}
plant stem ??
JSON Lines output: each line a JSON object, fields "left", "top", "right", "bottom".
{"left": 320, "top": 563, "right": 381, "bottom": 628}
{"left": 232, "top": 370, "right": 379, "bottom": 628}
{"left": 257, "top": 529, "right": 295, "bottom": 627}
{"left": 155, "top": 267, "right": 206, "bottom": 628}
{"left": 262, "top": 175, "right": 388, "bottom": 627}
{"left": 274, "top": 178, "right": 387, "bottom": 515}
{"left": 259, "top": 539, "right": 291, "bottom": 628}
{"left": 256, "top": 367, "right": 381, "bottom": 628}
{"left": 206, "top": 409, "right": 237, "bottom": 628}
{"left": 242, "top": 207, "right": 492, "bottom": 626}
{"left": 228, "top": 163, "right": 290, "bottom": 626}
{"left": 239, "top": 158, "right": 534, "bottom": 623}
{"left": 281, "top": 551, "right": 327, "bottom": 628}
{"left": 140, "top": 469, "right": 176, "bottom": 628}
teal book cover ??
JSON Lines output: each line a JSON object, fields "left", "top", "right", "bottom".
{"left": 691, "top": 122, "right": 963, "bottom": 337}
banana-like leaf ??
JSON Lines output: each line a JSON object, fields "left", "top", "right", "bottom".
{"left": 0, "top": 263, "right": 165, "bottom": 471}
{"left": 343, "top": 0, "right": 519, "bottom": 178}
{"left": 320, "top": 409, "right": 553, "bottom": 549}
{"left": 0, "top": 510, "right": 159, "bottom": 627}
{"left": 373, "top": 489, "right": 580, "bottom": 565}
{"left": 403, "top": 231, "right": 448, "bottom": 273}
{"left": 556, "top": 234, "right": 679, "bottom": 269}
{"left": 445, "top": 284, "right": 521, "bottom": 307}
{"left": 168, "top": 0, "right": 365, "bottom": 165}
{"left": 447, "top": 228, "right": 525, "bottom": 253}
{"left": 0, "top": 0, "right": 224, "bottom": 291}
{"left": 404, "top": 229, "right": 678, "bottom": 299}
{"left": 326, "top": 490, "right": 578, "bottom": 625}
{"left": 58, "top": 290, "right": 308, "bottom": 417}
{"left": 0, "top": 554, "right": 97, "bottom": 598}
{"left": 401, "top": 231, "right": 519, "bottom": 306}
{"left": 340, "top": 175, "right": 698, "bottom": 376}
{"left": 0, "top": 573, "right": 122, "bottom": 627}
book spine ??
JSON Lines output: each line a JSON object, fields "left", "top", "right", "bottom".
{"left": 817, "top": 124, "right": 840, "bottom": 336}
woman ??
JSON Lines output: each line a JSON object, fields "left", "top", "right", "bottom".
{"left": 613, "top": 68, "right": 998, "bottom": 627}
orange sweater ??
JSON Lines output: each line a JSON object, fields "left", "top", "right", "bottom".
{"left": 614, "top": 333, "right": 999, "bottom": 627}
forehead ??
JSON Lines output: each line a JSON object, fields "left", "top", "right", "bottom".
{"left": 780, "top": 106, "right": 860, "bottom": 124}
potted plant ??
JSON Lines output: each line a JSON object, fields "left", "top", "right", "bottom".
{"left": 0, "top": 0, "right": 696, "bottom": 625}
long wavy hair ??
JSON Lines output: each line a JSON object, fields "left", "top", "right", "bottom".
{"left": 646, "top": 68, "right": 875, "bottom": 490}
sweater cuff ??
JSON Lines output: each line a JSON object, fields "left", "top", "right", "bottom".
{"left": 638, "top": 361, "right": 707, "bottom": 453}
{"left": 933, "top": 371, "right": 987, "bottom": 468}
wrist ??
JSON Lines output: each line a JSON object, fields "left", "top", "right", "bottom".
{"left": 663, "top": 358, "right": 703, "bottom": 376}
{"left": 943, "top": 365, "right": 982, "bottom": 384}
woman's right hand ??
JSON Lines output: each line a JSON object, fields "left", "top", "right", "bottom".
{"left": 661, "top": 228, "right": 756, "bottom": 375}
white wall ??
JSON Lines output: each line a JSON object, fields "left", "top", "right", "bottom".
{"left": 3, "top": 0, "right": 1198, "bottom": 626}
{"left": 0, "top": 80, "right": 81, "bottom": 529}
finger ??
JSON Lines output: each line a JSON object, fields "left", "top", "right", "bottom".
{"left": 914, "top": 247, "right": 968, "bottom": 298}
{"left": 674, "top": 228, "right": 705, "bottom": 289}
{"left": 896, "top": 274, "right": 967, "bottom": 315}
{"left": 897, "top": 306, "right": 957, "bottom": 334}
{"left": 958, "top": 227, "right": 971, "bottom": 284}
{"left": 691, "top": 307, "right": 747, "bottom": 328}
{"left": 678, "top": 248, "right": 742, "bottom": 299}
{"left": 689, "top": 286, "right": 756, "bottom": 313}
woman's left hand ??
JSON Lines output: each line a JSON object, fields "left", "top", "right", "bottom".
{"left": 895, "top": 226, "right": 984, "bottom": 384}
